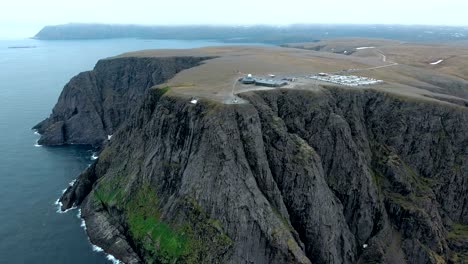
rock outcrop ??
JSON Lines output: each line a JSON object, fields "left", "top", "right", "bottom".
{"left": 34, "top": 56, "right": 212, "bottom": 146}
{"left": 58, "top": 82, "right": 468, "bottom": 263}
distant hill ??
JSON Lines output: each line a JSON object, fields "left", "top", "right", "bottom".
{"left": 34, "top": 23, "right": 468, "bottom": 44}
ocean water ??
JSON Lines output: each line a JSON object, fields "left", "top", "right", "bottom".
{"left": 0, "top": 38, "right": 242, "bottom": 263}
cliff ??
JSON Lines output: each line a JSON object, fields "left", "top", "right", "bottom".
{"left": 39, "top": 47, "right": 468, "bottom": 263}
{"left": 34, "top": 56, "right": 213, "bottom": 146}
{"left": 58, "top": 87, "right": 468, "bottom": 263}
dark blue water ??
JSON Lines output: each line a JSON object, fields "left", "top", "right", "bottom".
{"left": 0, "top": 38, "right": 238, "bottom": 263}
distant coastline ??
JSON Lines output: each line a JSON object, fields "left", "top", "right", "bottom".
{"left": 8, "top": 46, "right": 37, "bottom": 49}
{"left": 33, "top": 23, "right": 468, "bottom": 44}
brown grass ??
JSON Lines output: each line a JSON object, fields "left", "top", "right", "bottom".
{"left": 110, "top": 41, "right": 467, "bottom": 105}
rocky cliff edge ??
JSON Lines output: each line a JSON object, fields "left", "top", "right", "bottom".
{"left": 59, "top": 85, "right": 468, "bottom": 263}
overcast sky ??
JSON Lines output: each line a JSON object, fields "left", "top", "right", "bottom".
{"left": 1, "top": 0, "right": 468, "bottom": 39}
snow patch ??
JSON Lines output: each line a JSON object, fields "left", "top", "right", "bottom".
{"left": 356, "top": 46, "right": 375, "bottom": 50}
{"left": 430, "top": 59, "right": 444, "bottom": 65}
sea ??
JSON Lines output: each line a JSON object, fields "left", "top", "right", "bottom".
{"left": 0, "top": 38, "right": 244, "bottom": 263}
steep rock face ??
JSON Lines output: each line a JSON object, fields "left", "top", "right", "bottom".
{"left": 60, "top": 86, "right": 468, "bottom": 264}
{"left": 242, "top": 89, "right": 468, "bottom": 264}
{"left": 34, "top": 56, "right": 212, "bottom": 146}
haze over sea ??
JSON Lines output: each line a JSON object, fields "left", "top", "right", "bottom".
{"left": 0, "top": 38, "right": 240, "bottom": 263}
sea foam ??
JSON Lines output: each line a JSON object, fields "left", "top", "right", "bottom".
{"left": 34, "top": 140, "right": 42, "bottom": 147}
{"left": 106, "top": 255, "right": 121, "bottom": 264}
{"left": 33, "top": 130, "right": 42, "bottom": 147}
{"left": 68, "top": 179, "right": 76, "bottom": 186}
{"left": 54, "top": 198, "right": 77, "bottom": 213}
{"left": 92, "top": 245, "right": 104, "bottom": 252}
{"left": 54, "top": 179, "right": 78, "bottom": 213}
{"left": 77, "top": 209, "right": 122, "bottom": 263}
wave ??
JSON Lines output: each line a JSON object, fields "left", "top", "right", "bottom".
{"left": 92, "top": 245, "right": 104, "bottom": 252}
{"left": 91, "top": 153, "right": 99, "bottom": 160}
{"left": 54, "top": 185, "right": 121, "bottom": 263}
{"left": 53, "top": 179, "right": 78, "bottom": 213}
{"left": 34, "top": 140, "right": 42, "bottom": 147}
{"left": 68, "top": 179, "right": 76, "bottom": 186}
{"left": 77, "top": 209, "right": 87, "bottom": 231}
{"left": 77, "top": 209, "right": 121, "bottom": 263}
{"left": 106, "top": 255, "right": 121, "bottom": 264}
{"left": 54, "top": 198, "right": 77, "bottom": 213}
{"left": 33, "top": 130, "right": 42, "bottom": 147}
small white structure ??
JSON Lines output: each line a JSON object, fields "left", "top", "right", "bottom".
{"left": 356, "top": 46, "right": 375, "bottom": 50}
{"left": 268, "top": 74, "right": 276, "bottom": 78}
{"left": 430, "top": 59, "right": 444, "bottom": 65}
{"left": 107, "top": 135, "right": 112, "bottom": 140}
{"left": 247, "top": 74, "right": 252, "bottom": 78}
{"left": 190, "top": 99, "right": 198, "bottom": 104}
{"left": 363, "top": 244, "right": 368, "bottom": 249}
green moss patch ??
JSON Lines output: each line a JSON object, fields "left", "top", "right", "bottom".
{"left": 292, "top": 135, "right": 314, "bottom": 161}
{"left": 371, "top": 169, "right": 385, "bottom": 198}
{"left": 401, "top": 161, "right": 433, "bottom": 194}
{"left": 93, "top": 175, "right": 125, "bottom": 206}
{"left": 126, "top": 186, "right": 188, "bottom": 263}
{"left": 448, "top": 223, "right": 468, "bottom": 239}
{"left": 92, "top": 174, "right": 232, "bottom": 264}
{"left": 449, "top": 223, "right": 468, "bottom": 262}
{"left": 386, "top": 192, "right": 420, "bottom": 211}
{"left": 450, "top": 252, "right": 468, "bottom": 263}
{"left": 151, "top": 85, "right": 171, "bottom": 94}
{"left": 177, "top": 198, "right": 233, "bottom": 263}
